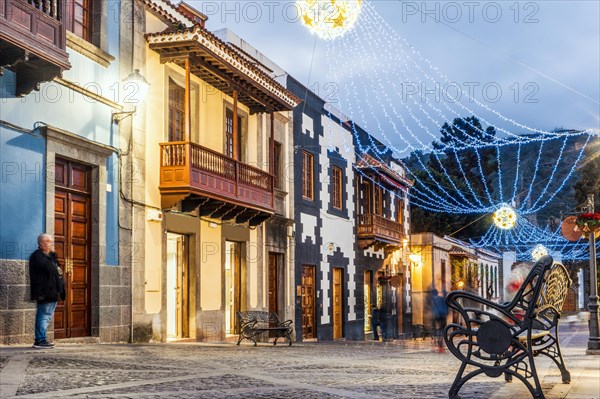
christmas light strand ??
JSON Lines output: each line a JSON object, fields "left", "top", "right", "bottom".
{"left": 322, "top": 1, "right": 591, "bottom": 216}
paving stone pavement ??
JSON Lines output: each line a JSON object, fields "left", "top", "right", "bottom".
{"left": 0, "top": 323, "right": 597, "bottom": 398}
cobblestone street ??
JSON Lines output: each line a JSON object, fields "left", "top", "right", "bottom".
{"left": 1, "top": 323, "right": 597, "bottom": 398}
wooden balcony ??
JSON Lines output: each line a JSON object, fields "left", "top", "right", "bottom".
{"left": 0, "top": 0, "right": 70, "bottom": 96}
{"left": 160, "top": 142, "right": 275, "bottom": 226}
{"left": 357, "top": 214, "right": 404, "bottom": 249}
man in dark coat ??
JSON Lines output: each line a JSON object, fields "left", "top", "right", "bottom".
{"left": 29, "top": 234, "right": 65, "bottom": 348}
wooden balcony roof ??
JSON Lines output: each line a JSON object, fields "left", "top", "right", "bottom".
{"left": 146, "top": 26, "right": 301, "bottom": 114}
{"left": 355, "top": 154, "right": 414, "bottom": 189}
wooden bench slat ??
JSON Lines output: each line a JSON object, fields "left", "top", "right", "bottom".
{"left": 518, "top": 331, "right": 550, "bottom": 343}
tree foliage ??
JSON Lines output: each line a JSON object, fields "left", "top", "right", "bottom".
{"left": 573, "top": 136, "right": 600, "bottom": 212}
{"left": 407, "top": 116, "right": 498, "bottom": 240}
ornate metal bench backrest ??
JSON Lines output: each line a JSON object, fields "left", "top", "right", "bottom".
{"left": 237, "top": 311, "right": 281, "bottom": 327}
{"left": 507, "top": 256, "right": 572, "bottom": 330}
{"left": 532, "top": 261, "right": 571, "bottom": 329}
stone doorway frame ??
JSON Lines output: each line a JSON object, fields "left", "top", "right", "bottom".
{"left": 43, "top": 125, "right": 115, "bottom": 337}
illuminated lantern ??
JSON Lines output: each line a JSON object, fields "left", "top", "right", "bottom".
{"left": 493, "top": 204, "right": 517, "bottom": 230}
{"left": 297, "top": 0, "right": 363, "bottom": 40}
{"left": 531, "top": 244, "right": 548, "bottom": 261}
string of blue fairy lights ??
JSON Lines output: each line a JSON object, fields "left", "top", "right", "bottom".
{"left": 360, "top": 2, "right": 594, "bottom": 142}
{"left": 470, "top": 217, "right": 598, "bottom": 261}
{"left": 322, "top": 1, "right": 592, "bottom": 219}
{"left": 305, "top": 1, "right": 598, "bottom": 261}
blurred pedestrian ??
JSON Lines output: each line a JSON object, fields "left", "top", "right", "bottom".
{"left": 29, "top": 234, "right": 65, "bottom": 349}
{"left": 431, "top": 289, "right": 448, "bottom": 352}
{"left": 371, "top": 305, "right": 381, "bottom": 341}
{"left": 506, "top": 262, "right": 533, "bottom": 301}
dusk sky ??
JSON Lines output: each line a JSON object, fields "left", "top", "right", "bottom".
{"left": 190, "top": 1, "right": 600, "bottom": 145}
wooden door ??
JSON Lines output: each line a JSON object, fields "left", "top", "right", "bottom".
{"left": 176, "top": 235, "right": 189, "bottom": 338}
{"left": 54, "top": 159, "right": 92, "bottom": 338}
{"left": 268, "top": 253, "right": 279, "bottom": 315}
{"left": 225, "top": 109, "right": 243, "bottom": 160}
{"left": 563, "top": 288, "right": 577, "bottom": 312}
{"left": 168, "top": 78, "right": 185, "bottom": 142}
{"left": 397, "top": 197, "right": 404, "bottom": 223}
{"left": 301, "top": 265, "right": 316, "bottom": 339}
{"left": 268, "top": 253, "right": 279, "bottom": 337}
{"left": 396, "top": 275, "right": 404, "bottom": 335}
{"left": 364, "top": 271, "right": 372, "bottom": 333}
{"left": 333, "top": 268, "right": 343, "bottom": 339}
{"left": 226, "top": 241, "right": 242, "bottom": 334}
{"left": 361, "top": 182, "right": 371, "bottom": 214}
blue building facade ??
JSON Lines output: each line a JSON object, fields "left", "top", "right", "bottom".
{"left": 1, "top": 0, "right": 133, "bottom": 344}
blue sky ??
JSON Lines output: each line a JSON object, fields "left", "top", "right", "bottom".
{"left": 191, "top": 1, "right": 600, "bottom": 142}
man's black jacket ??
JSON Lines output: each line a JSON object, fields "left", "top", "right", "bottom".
{"left": 29, "top": 249, "right": 66, "bottom": 303}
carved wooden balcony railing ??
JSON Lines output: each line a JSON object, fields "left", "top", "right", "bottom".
{"left": 357, "top": 214, "right": 404, "bottom": 248}
{"left": 160, "top": 141, "right": 275, "bottom": 219}
{"left": 0, "top": 0, "right": 70, "bottom": 95}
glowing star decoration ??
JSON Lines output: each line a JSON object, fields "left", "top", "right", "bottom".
{"left": 493, "top": 204, "right": 517, "bottom": 230}
{"left": 531, "top": 244, "right": 549, "bottom": 261}
{"left": 297, "top": 0, "right": 363, "bottom": 40}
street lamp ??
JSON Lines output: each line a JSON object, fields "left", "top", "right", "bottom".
{"left": 582, "top": 194, "right": 600, "bottom": 353}
{"left": 112, "top": 69, "right": 150, "bottom": 123}
{"left": 409, "top": 252, "right": 422, "bottom": 268}
{"left": 123, "top": 69, "right": 150, "bottom": 104}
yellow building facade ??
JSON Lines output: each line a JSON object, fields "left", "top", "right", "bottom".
{"left": 129, "top": 1, "right": 299, "bottom": 342}
{"left": 410, "top": 233, "right": 501, "bottom": 330}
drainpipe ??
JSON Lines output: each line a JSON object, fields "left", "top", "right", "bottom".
{"left": 129, "top": 0, "right": 135, "bottom": 344}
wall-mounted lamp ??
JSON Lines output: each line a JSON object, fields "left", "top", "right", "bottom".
{"left": 112, "top": 69, "right": 150, "bottom": 123}
{"left": 112, "top": 108, "right": 137, "bottom": 123}
{"left": 408, "top": 253, "right": 422, "bottom": 264}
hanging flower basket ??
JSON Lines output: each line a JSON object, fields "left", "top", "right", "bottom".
{"left": 576, "top": 212, "right": 600, "bottom": 233}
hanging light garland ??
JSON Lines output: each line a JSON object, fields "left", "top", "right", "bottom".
{"left": 313, "top": 0, "right": 595, "bottom": 263}
{"left": 322, "top": 2, "right": 591, "bottom": 217}
{"left": 470, "top": 217, "right": 597, "bottom": 261}
{"left": 298, "top": 0, "right": 363, "bottom": 40}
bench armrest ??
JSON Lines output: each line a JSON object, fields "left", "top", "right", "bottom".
{"left": 240, "top": 319, "right": 259, "bottom": 331}
{"left": 278, "top": 319, "right": 293, "bottom": 328}
{"left": 446, "top": 291, "right": 523, "bottom": 327}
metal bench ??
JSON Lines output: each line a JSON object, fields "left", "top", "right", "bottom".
{"left": 444, "top": 255, "right": 572, "bottom": 399}
{"left": 236, "top": 311, "right": 293, "bottom": 346}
